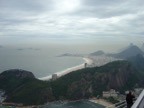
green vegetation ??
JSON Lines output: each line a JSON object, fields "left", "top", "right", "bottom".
{"left": 51, "top": 60, "right": 142, "bottom": 99}
{"left": 0, "top": 70, "right": 54, "bottom": 105}
{"left": 6, "top": 79, "right": 53, "bottom": 105}
{"left": 0, "top": 58, "right": 144, "bottom": 105}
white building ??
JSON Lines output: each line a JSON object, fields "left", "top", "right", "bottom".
{"left": 52, "top": 74, "right": 58, "bottom": 80}
{"left": 103, "top": 89, "right": 119, "bottom": 98}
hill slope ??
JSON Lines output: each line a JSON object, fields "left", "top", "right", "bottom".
{"left": 0, "top": 60, "right": 144, "bottom": 105}
{"left": 51, "top": 61, "right": 144, "bottom": 100}
{"left": 0, "top": 69, "right": 54, "bottom": 105}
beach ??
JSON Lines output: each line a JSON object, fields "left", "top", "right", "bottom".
{"left": 38, "top": 57, "right": 94, "bottom": 80}
{"left": 89, "top": 98, "right": 113, "bottom": 107}
{"left": 38, "top": 55, "right": 120, "bottom": 81}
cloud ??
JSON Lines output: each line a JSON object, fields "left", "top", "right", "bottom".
{"left": 76, "top": 0, "right": 144, "bottom": 18}
{"left": 0, "top": 0, "right": 144, "bottom": 44}
{"left": 0, "top": 0, "right": 53, "bottom": 12}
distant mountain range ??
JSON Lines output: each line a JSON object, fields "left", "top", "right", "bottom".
{"left": 59, "top": 44, "right": 144, "bottom": 59}
{"left": 89, "top": 44, "right": 144, "bottom": 59}
{"left": 108, "top": 44, "right": 144, "bottom": 59}
{"left": 90, "top": 44, "right": 144, "bottom": 59}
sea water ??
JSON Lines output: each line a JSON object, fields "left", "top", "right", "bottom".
{"left": 0, "top": 45, "right": 84, "bottom": 78}
{"left": 42, "top": 100, "right": 105, "bottom": 108}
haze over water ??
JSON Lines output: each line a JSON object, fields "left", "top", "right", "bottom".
{"left": 0, "top": 41, "right": 143, "bottom": 78}
{"left": 0, "top": 43, "right": 86, "bottom": 78}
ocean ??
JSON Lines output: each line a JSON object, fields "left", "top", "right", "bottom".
{"left": 0, "top": 45, "right": 84, "bottom": 78}
{"left": 42, "top": 100, "right": 105, "bottom": 108}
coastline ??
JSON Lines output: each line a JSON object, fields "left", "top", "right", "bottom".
{"left": 89, "top": 98, "right": 113, "bottom": 107}
{"left": 38, "top": 57, "right": 94, "bottom": 80}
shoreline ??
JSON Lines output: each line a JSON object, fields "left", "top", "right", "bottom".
{"left": 38, "top": 57, "right": 94, "bottom": 80}
{"left": 89, "top": 98, "right": 113, "bottom": 107}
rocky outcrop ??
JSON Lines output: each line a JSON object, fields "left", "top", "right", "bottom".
{"left": 104, "top": 63, "right": 134, "bottom": 89}
{"left": 0, "top": 69, "right": 35, "bottom": 79}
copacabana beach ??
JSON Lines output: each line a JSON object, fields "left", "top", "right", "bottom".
{"left": 38, "top": 57, "right": 94, "bottom": 80}
{"left": 38, "top": 55, "right": 120, "bottom": 80}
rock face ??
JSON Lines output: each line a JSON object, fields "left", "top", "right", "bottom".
{"left": 95, "top": 62, "right": 135, "bottom": 89}
{"left": 0, "top": 69, "right": 35, "bottom": 79}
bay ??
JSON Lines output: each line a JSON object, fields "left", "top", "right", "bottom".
{"left": 42, "top": 100, "right": 105, "bottom": 108}
{"left": 0, "top": 46, "right": 84, "bottom": 78}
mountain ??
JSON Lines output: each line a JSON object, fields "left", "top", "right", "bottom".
{"left": 0, "top": 69, "right": 54, "bottom": 105}
{"left": 1, "top": 60, "right": 144, "bottom": 105}
{"left": 108, "top": 44, "right": 144, "bottom": 59}
{"left": 128, "top": 54, "right": 144, "bottom": 72}
{"left": 0, "top": 69, "right": 35, "bottom": 93}
{"left": 51, "top": 61, "right": 144, "bottom": 100}
{"left": 141, "top": 43, "right": 144, "bottom": 52}
{"left": 0, "top": 69, "right": 35, "bottom": 79}
{"left": 90, "top": 50, "right": 105, "bottom": 56}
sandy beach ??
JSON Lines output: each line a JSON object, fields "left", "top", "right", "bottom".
{"left": 38, "top": 57, "right": 94, "bottom": 80}
{"left": 89, "top": 98, "right": 113, "bottom": 107}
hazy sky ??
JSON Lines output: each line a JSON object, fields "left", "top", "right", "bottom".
{"left": 0, "top": 0, "right": 144, "bottom": 46}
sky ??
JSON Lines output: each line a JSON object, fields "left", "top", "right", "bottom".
{"left": 0, "top": 0, "right": 144, "bottom": 48}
